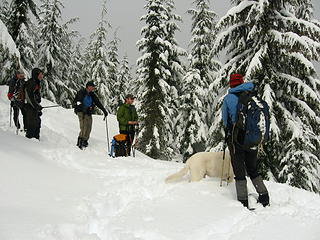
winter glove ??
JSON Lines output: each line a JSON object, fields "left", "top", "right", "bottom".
{"left": 36, "top": 105, "right": 43, "bottom": 111}
{"left": 38, "top": 110, "right": 42, "bottom": 117}
{"left": 7, "top": 93, "right": 13, "bottom": 100}
{"left": 103, "top": 110, "right": 108, "bottom": 117}
{"left": 86, "top": 107, "right": 93, "bottom": 115}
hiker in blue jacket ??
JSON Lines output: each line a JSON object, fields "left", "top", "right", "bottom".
{"left": 73, "top": 81, "right": 108, "bottom": 149}
{"left": 222, "top": 74, "right": 269, "bottom": 209}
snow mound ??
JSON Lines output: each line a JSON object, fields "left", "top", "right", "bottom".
{"left": 0, "top": 86, "right": 320, "bottom": 240}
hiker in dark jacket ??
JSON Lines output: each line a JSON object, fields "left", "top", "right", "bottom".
{"left": 222, "top": 73, "right": 269, "bottom": 209}
{"left": 73, "top": 81, "right": 108, "bottom": 149}
{"left": 116, "top": 94, "right": 138, "bottom": 156}
{"left": 24, "top": 68, "right": 43, "bottom": 140}
{"left": 7, "top": 69, "right": 27, "bottom": 130}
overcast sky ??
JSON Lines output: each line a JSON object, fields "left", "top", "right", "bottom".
{"left": 61, "top": 0, "right": 320, "bottom": 73}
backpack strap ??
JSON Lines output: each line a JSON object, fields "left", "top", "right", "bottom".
{"left": 230, "top": 90, "right": 255, "bottom": 150}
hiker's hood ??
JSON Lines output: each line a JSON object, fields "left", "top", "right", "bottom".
{"left": 31, "top": 68, "right": 42, "bottom": 81}
{"left": 228, "top": 82, "right": 254, "bottom": 94}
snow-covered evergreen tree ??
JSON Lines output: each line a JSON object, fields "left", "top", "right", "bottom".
{"left": 6, "top": 0, "right": 38, "bottom": 72}
{"left": 114, "top": 55, "right": 132, "bottom": 109}
{"left": 15, "top": 21, "right": 37, "bottom": 73}
{"left": 163, "top": 0, "right": 187, "bottom": 156}
{"left": 59, "top": 22, "right": 81, "bottom": 106}
{"left": 164, "top": 0, "right": 186, "bottom": 89}
{"left": 67, "top": 38, "right": 85, "bottom": 94}
{"left": 107, "top": 30, "right": 120, "bottom": 113}
{"left": 177, "top": 0, "right": 219, "bottom": 161}
{"left": 0, "top": 18, "right": 20, "bottom": 84}
{"left": 210, "top": 0, "right": 320, "bottom": 192}
{"left": 37, "top": 0, "right": 76, "bottom": 106}
{"left": 83, "top": 1, "right": 113, "bottom": 114}
{"left": 136, "top": 0, "right": 185, "bottom": 160}
{"left": 6, "top": 0, "right": 38, "bottom": 41}
{"left": 0, "top": 0, "right": 10, "bottom": 23}
{"left": 177, "top": 69, "right": 208, "bottom": 161}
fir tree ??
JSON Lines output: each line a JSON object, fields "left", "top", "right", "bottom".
{"left": 67, "top": 38, "right": 85, "bottom": 94}
{"left": 6, "top": 0, "right": 38, "bottom": 72}
{"left": 115, "top": 55, "right": 132, "bottom": 108}
{"left": 164, "top": 0, "right": 187, "bottom": 155}
{"left": 6, "top": 0, "right": 38, "bottom": 41}
{"left": 37, "top": 0, "right": 76, "bottom": 106}
{"left": 136, "top": 0, "right": 185, "bottom": 160}
{"left": 210, "top": 0, "right": 320, "bottom": 192}
{"left": 0, "top": 19, "right": 20, "bottom": 84}
{"left": 83, "top": 1, "right": 113, "bottom": 114}
{"left": 164, "top": 0, "right": 186, "bottom": 89}
{"left": 177, "top": 0, "right": 219, "bottom": 160}
{"left": 15, "top": 21, "right": 36, "bottom": 72}
{"left": 0, "top": 0, "right": 10, "bottom": 23}
{"left": 59, "top": 21, "right": 81, "bottom": 106}
{"left": 177, "top": 69, "right": 208, "bottom": 161}
{"left": 107, "top": 30, "right": 120, "bottom": 113}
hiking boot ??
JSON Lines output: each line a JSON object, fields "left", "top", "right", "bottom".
{"left": 77, "top": 137, "right": 83, "bottom": 149}
{"left": 82, "top": 140, "right": 88, "bottom": 147}
{"left": 258, "top": 193, "right": 270, "bottom": 207}
{"left": 239, "top": 199, "right": 249, "bottom": 208}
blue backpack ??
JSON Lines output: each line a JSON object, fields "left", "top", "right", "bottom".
{"left": 233, "top": 91, "right": 270, "bottom": 149}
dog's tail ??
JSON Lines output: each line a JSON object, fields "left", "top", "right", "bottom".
{"left": 165, "top": 166, "right": 189, "bottom": 183}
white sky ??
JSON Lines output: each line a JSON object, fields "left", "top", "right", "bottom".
{"left": 61, "top": 0, "right": 320, "bottom": 74}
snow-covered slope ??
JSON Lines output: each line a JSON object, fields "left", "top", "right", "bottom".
{"left": 0, "top": 86, "right": 320, "bottom": 240}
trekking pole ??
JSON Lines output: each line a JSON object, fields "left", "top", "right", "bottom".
{"left": 104, "top": 115, "right": 110, "bottom": 155}
{"left": 42, "top": 105, "right": 61, "bottom": 109}
{"left": 220, "top": 129, "right": 228, "bottom": 187}
{"left": 132, "top": 124, "right": 139, "bottom": 158}
{"left": 42, "top": 104, "right": 73, "bottom": 109}
{"left": 220, "top": 145, "right": 227, "bottom": 187}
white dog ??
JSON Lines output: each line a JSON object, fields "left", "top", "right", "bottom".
{"left": 165, "top": 152, "right": 233, "bottom": 183}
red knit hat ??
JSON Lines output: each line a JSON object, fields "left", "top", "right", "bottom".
{"left": 229, "top": 74, "right": 244, "bottom": 88}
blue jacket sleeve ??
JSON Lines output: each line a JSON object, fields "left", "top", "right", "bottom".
{"left": 222, "top": 94, "right": 239, "bottom": 128}
{"left": 222, "top": 98, "right": 228, "bottom": 128}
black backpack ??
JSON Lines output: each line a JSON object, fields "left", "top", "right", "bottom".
{"left": 114, "top": 141, "right": 127, "bottom": 157}
{"left": 109, "top": 134, "right": 128, "bottom": 157}
{"left": 232, "top": 91, "right": 270, "bottom": 149}
{"left": 14, "top": 78, "right": 26, "bottom": 102}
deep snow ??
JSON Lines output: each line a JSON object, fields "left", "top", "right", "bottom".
{"left": 0, "top": 86, "right": 320, "bottom": 240}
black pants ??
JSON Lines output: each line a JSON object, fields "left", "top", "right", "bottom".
{"left": 11, "top": 101, "right": 26, "bottom": 129}
{"left": 24, "top": 104, "right": 41, "bottom": 139}
{"left": 227, "top": 139, "right": 259, "bottom": 181}
{"left": 120, "top": 130, "right": 135, "bottom": 156}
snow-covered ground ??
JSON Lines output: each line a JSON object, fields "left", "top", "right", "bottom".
{"left": 0, "top": 85, "right": 320, "bottom": 240}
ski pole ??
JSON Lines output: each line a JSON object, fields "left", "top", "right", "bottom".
{"left": 220, "top": 144, "right": 226, "bottom": 187}
{"left": 132, "top": 124, "right": 139, "bottom": 158}
{"left": 129, "top": 134, "right": 134, "bottom": 157}
{"left": 42, "top": 105, "right": 60, "bottom": 109}
{"left": 42, "top": 104, "right": 73, "bottom": 109}
{"left": 220, "top": 129, "right": 228, "bottom": 187}
{"left": 104, "top": 115, "right": 110, "bottom": 154}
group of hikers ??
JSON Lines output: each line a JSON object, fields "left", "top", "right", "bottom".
{"left": 73, "top": 80, "right": 138, "bottom": 155}
{"left": 7, "top": 68, "right": 269, "bottom": 209}
{"left": 8, "top": 68, "right": 43, "bottom": 139}
{"left": 7, "top": 68, "right": 139, "bottom": 156}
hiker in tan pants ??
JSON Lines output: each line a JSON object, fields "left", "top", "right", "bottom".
{"left": 73, "top": 81, "right": 108, "bottom": 149}
{"left": 77, "top": 112, "right": 92, "bottom": 142}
